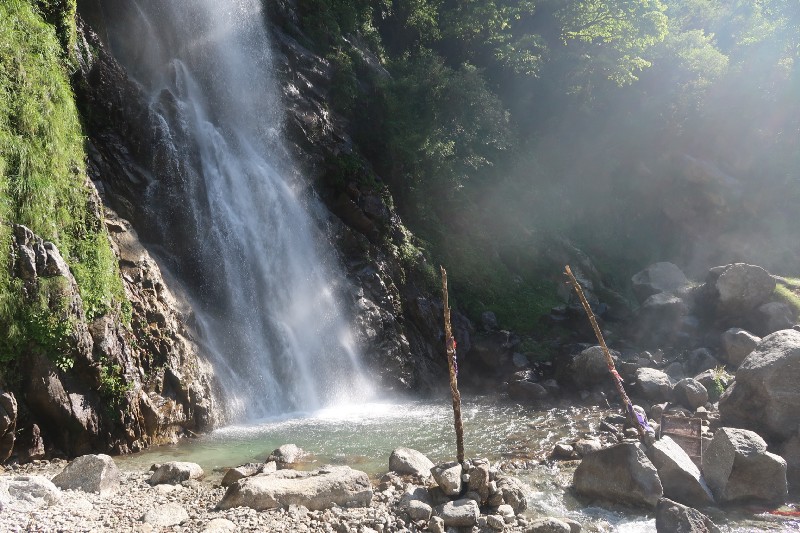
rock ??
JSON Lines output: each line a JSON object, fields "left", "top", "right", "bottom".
{"left": 648, "top": 436, "right": 714, "bottom": 506}
{"left": 573, "top": 438, "right": 602, "bottom": 457}
{"left": 631, "top": 262, "right": 690, "bottom": 304}
{"left": 720, "top": 328, "right": 760, "bottom": 367}
{"left": 496, "top": 475, "right": 528, "bottom": 513}
{"left": 551, "top": 443, "right": 575, "bottom": 460}
{"left": 389, "top": 447, "right": 434, "bottom": 478}
{"left": 560, "top": 518, "right": 583, "bottom": 533}
{"left": 141, "top": 502, "right": 188, "bottom": 527}
{"left": 655, "top": 498, "right": 720, "bottom": 533}
{"left": 149, "top": 462, "right": 204, "bottom": 485}
{"left": 201, "top": 518, "right": 237, "bottom": 533}
{"left": 497, "top": 503, "right": 515, "bottom": 522}
{"left": 0, "top": 390, "right": 17, "bottom": 462}
{"left": 481, "top": 311, "right": 499, "bottom": 331}
{"left": 755, "top": 302, "right": 795, "bottom": 335}
{"left": 719, "top": 329, "right": 800, "bottom": 440}
{"left": 398, "top": 485, "right": 432, "bottom": 509}
{"left": 406, "top": 499, "right": 432, "bottom": 521}
{"left": 467, "top": 458, "right": 490, "bottom": 503}
{"left": 0, "top": 475, "right": 61, "bottom": 510}
{"left": 217, "top": 465, "right": 372, "bottom": 511}
{"left": 428, "top": 516, "right": 445, "bottom": 533}
{"left": 434, "top": 498, "right": 479, "bottom": 527}
{"left": 526, "top": 517, "right": 572, "bottom": 533}
{"left": 487, "top": 513, "right": 505, "bottom": 530}
{"left": 663, "top": 361, "right": 686, "bottom": 381}
{"left": 635, "top": 293, "right": 690, "bottom": 347}
{"left": 686, "top": 348, "right": 719, "bottom": 375}
{"left": 571, "top": 346, "right": 620, "bottom": 389}
{"left": 51, "top": 454, "right": 121, "bottom": 495}
{"left": 711, "top": 263, "right": 776, "bottom": 316}
{"left": 635, "top": 368, "right": 673, "bottom": 402}
{"left": 430, "top": 461, "right": 462, "bottom": 497}
{"left": 268, "top": 443, "right": 305, "bottom": 465}
{"left": 573, "top": 442, "right": 662, "bottom": 508}
{"left": 508, "top": 379, "right": 548, "bottom": 402}
{"left": 672, "top": 378, "right": 709, "bottom": 410}
{"left": 702, "top": 427, "right": 787, "bottom": 503}
{"left": 780, "top": 434, "right": 800, "bottom": 492}
{"left": 221, "top": 462, "right": 271, "bottom": 487}
{"left": 512, "top": 352, "right": 530, "bottom": 368}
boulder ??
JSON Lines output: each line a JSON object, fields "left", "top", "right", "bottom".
{"left": 0, "top": 475, "right": 61, "bottom": 510}
{"left": 571, "top": 346, "right": 619, "bottom": 389}
{"left": 0, "top": 390, "right": 17, "bottom": 462}
{"left": 221, "top": 462, "right": 274, "bottom": 487}
{"left": 508, "top": 379, "right": 548, "bottom": 402}
{"left": 635, "top": 293, "right": 689, "bottom": 347}
{"left": 201, "top": 518, "right": 237, "bottom": 533}
{"left": 406, "top": 499, "right": 432, "bottom": 521}
{"left": 655, "top": 498, "right": 720, "bottom": 533}
{"left": 527, "top": 517, "right": 572, "bottom": 533}
{"left": 720, "top": 328, "right": 760, "bottom": 367}
{"left": 141, "top": 502, "right": 188, "bottom": 527}
{"left": 780, "top": 434, "right": 800, "bottom": 492}
{"left": 685, "top": 348, "right": 719, "bottom": 376}
{"left": 573, "top": 442, "right": 662, "bottom": 508}
{"left": 389, "top": 447, "right": 434, "bottom": 478}
{"left": 496, "top": 474, "right": 528, "bottom": 513}
{"left": 631, "top": 262, "right": 690, "bottom": 303}
{"left": 755, "top": 302, "right": 795, "bottom": 335}
{"left": 430, "top": 461, "right": 462, "bottom": 497}
{"left": 434, "top": 499, "right": 479, "bottom": 527}
{"left": 648, "top": 436, "right": 713, "bottom": 506}
{"left": 467, "top": 458, "right": 490, "bottom": 503}
{"left": 672, "top": 378, "right": 709, "bottom": 410}
{"left": 149, "top": 461, "right": 204, "bottom": 485}
{"left": 701, "top": 427, "right": 787, "bottom": 503}
{"left": 710, "top": 263, "right": 775, "bottom": 316}
{"left": 719, "top": 329, "right": 800, "bottom": 440}
{"left": 268, "top": 443, "right": 305, "bottom": 465}
{"left": 217, "top": 465, "right": 372, "bottom": 511}
{"left": 574, "top": 438, "right": 602, "bottom": 457}
{"left": 635, "top": 368, "right": 673, "bottom": 402}
{"left": 51, "top": 454, "right": 121, "bottom": 495}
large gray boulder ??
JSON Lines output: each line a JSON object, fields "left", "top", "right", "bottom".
{"left": 0, "top": 390, "right": 17, "bottom": 462}
{"left": 710, "top": 263, "right": 775, "bottom": 316}
{"left": 573, "top": 442, "right": 663, "bottom": 508}
{"left": 221, "top": 462, "right": 275, "bottom": 487}
{"left": 701, "top": 427, "right": 787, "bottom": 504}
{"left": 496, "top": 474, "right": 529, "bottom": 513}
{"left": 719, "top": 329, "right": 800, "bottom": 440}
{"left": 672, "top": 378, "right": 709, "bottom": 410}
{"left": 635, "top": 293, "right": 690, "bottom": 347}
{"left": 635, "top": 368, "right": 673, "bottom": 402}
{"left": 141, "top": 502, "right": 189, "bottom": 527}
{"left": 389, "top": 447, "right": 434, "bottom": 478}
{"left": 571, "top": 346, "right": 619, "bottom": 389}
{"left": 434, "top": 499, "right": 479, "bottom": 527}
{"left": 755, "top": 302, "right": 795, "bottom": 335}
{"left": 149, "top": 461, "right": 204, "bottom": 485}
{"left": 655, "top": 498, "right": 720, "bottom": 533}
{"left": 430, "top": 461, "right": 462, "bottom": 497}
{"left": 720, "top": 328, "right": 760, "bottom": 367}
{"left": 631, "top": 262, "right": 690, "bottom": 303}
{"left": 52, "top": 454, "right": 120, "bottom": 495}
{"left": 0, "top": 475, "right": 61, "bottom": 510}
{"left": 217, "top": 466, "right": 372, "bottom": 511}
{"left": 648, "top": 436, "right": 713, "bottom": 506}
{"left": 467, "top": 458, "right": 490, "bottom": 503}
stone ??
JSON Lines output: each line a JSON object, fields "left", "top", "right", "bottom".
{"left": 428, "top": 516, "right": 445, "bottom": 533}
{"left": 780, "top": 434, "right": 800, "bottom": 492}
{"left": 497, "top": 503, "right": 515, "bottom": 521}
{"left": 148, "top": 462, "right": 204, "bottom": 485}
{"left": 635, "top": 367, "right": 673, "bottom": 402}
{"left": 635, "top": 293, "right": 689, "bottom": 347}
{"left": 719, "top": 329, "right": 800, "bottom": 440}
{"left": 631, "top": 262, "right": 690, "bottom": 303}
{"left": 573, "top": 438, "right": 602, "bottom": 457}
{"left": 686, "top": 348, "right": 719, "bottom": 375}
{"left": 571, "top": 346, "right": 620, "bottom": 389}
{"left": 481, "top": 311, "right": 499, "bottom": 331}
{"left": 406, "top": 499, "right": 432, "bottom": 521}
{"left": 201, "top": 518, "right": 237, "bottom": 533}
{"left": 573, "top": 442, "right": 662, "bottom": 508}
{"left": 0, "top": 475, "right": 61, "bottom": 510}
{"left": 141, "top": 502, "right": 188, "bottom": 527}
{"left": 551, "top": 443, "right": 575, "bottom": 459}
{"left": 712, "top": 263, "right": 776, "bottom": 315}
{"left": 702, "top": 427, "right": 787, "bottom": 503}
{"left": 268, "top": 443, "right": 305, "bottom": 465}
{"left": 508, "top": 380, "right": 548, "bottom": 402}
{"left": 398, "top": 485, "right": 432, "bottom": 509}
{"left": 655, "top": 498, "right": 720, "bottom": 533}
{"left": 221, "top": 462, "right": 271, "bottom": 487}
{"left": 755, "top": 302, "right": 795, "bottom": 335}
{"left": 434, "top": 498, "right": 479, "bottom": 527}
{"left": 526, "top": 517, "right": 572, "bottom": 533}
{"left": 672, "top": 378, "right": 709, "bottom": 410}
{"left": 487, "top": 514, "right": 505, "bottom": 530}
{"left": 648, "top": 436, "right": 714, "bottom": 506}
{"left": 0, "top": 390, "right": 17, "bottom": 462}
{"left": 389, "top": 447, "right": 434, "bottom": 477}
{"left": 496, "top": 475, "right": 528, "bottom": 513}
{"left": 561, "top": 518, "right": 583, "bottom": 533}
{"left": 720, "top": 328, "right": 760, "bottom": 367}
{"left": 430, "top": 461, "right": 462, "bottom": 497}
{"left": 217, "top": 465, "right": 372, "bottom": 511}
{"left": 512, "top": 352, "right": 530, "bottom": 368}
{"left": 467, "top": 458, "right": 490, "bottom": 503}
{"left": 52, "top": 454, "right": 121, "bottom": 495}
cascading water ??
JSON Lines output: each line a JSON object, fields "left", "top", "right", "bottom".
{"left": 102, "top": 0, "right": 369, "bottom": 420}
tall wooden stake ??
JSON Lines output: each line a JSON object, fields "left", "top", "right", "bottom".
{"left": 441, "top": 266, "right": 465, "bottom": 464}
{"left": 564, "top": 265, "right": 647, "bottom": 440}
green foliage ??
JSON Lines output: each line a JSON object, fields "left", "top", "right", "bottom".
{"left": 0, "top": 0, "right": 128, "bottom": 366}
{"left": 34, "top": 0, "right": 77, "bottom": 56}
{"left": 775, "top": 281, "right": 800, "bottom": 315}
{"left": 98, "top": 361, "right": 132, "bottom": 411}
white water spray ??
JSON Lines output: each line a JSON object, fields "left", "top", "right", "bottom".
{"left": 104, "top": 0, "right": 369, "bottom": 420}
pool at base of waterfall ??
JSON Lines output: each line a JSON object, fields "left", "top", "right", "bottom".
{"left": 115, "top": 395, "right": 798, "bottom": 532}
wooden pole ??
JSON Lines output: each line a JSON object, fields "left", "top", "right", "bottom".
{"left": 564, "top": 265, "right": 647, "bottom": 440}
{"left": 441, "top": 266, "right": 465, "bottom": 464}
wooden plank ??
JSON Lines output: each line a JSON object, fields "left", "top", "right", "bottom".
{"left": 661, "top": 415, "right": 702, "bottom": 460}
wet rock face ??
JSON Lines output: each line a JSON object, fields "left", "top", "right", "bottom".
{"left": 0, "top": 391, "right": 17, "bottom": 462}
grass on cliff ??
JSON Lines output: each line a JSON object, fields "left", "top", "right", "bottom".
{"left": 775, "top": 277, "right": 800, "bottom": 315}
{"left": 0, "top": 0, "right": 126, "bottom": 364}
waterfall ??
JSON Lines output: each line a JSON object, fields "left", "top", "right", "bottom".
{"left": 103, "top": 0, "right": 369, "bottom": 420}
